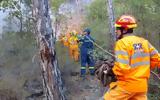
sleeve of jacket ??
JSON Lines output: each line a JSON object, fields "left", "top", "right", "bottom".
{"left": 112, "top": 40, "right": 131, "bottom": 77}
{"left": 78, "top": 35, "right": 84, "bottom": 43}
{"left": 149, "top": 43, "right": 160, "bottom": 69}
{"left": 89, "top": 36, "right": 95, "bottom": 49}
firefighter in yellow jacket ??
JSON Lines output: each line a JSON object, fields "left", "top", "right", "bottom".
{"left": 104, "top": 15, "right": 160, "bottom": 100}
{"left": 62, "top": 32, "right": 70, "bottom": 47}
{"left": 68, "top": 31, "right": 79, "bottom": 61}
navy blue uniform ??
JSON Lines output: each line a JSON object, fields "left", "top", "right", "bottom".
{"left": 79, "top": 34, "right": 95, "bottom": 76}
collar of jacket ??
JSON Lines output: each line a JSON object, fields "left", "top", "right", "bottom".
{"left": 123, "top": 34, "right": 134, "bottom": 38}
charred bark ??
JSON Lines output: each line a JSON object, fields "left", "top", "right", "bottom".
{"left": 32, "top": 0, "right": 65, "bottom": 100}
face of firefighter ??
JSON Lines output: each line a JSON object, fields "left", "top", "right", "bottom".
{"left": 115, "top": 29, "right": 122, "bottom": 40}
{"left": 115, "top": 27, "right": 128, "bottom": 40}
{"left": 82, "top": 31, "right": 87, "bottom": 36}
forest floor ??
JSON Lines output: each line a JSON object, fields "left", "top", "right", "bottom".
{"left": 56, "top": 43, "right": 106, "bottom": 100}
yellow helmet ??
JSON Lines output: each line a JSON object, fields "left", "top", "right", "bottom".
{"left": 115, "top": 15, "right": 137, "bottom": 29}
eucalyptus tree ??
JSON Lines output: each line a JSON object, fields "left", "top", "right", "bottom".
{"left": 32, "top": 0, "right": 65, "bottom": 99}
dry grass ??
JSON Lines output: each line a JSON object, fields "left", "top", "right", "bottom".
{"left": 0, "top": 89, "right": 18, "bottom": 100}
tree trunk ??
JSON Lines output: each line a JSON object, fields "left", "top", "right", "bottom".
{"left": 54, "top": 16, "right": 60, "bottom": 42}
{"left": 106, "top": 0, "right": 116, "bottom": 42}
{"left": 32, "top": 0, "right": 66, "bottom": 100}
{"left": 19, "top": 14, "right": 23, "bottom": 32}
{"left": 19, "top": 0, "right": 23, "bottom": 32}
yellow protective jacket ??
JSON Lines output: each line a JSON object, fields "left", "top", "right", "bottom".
{"left": 68, "top": 36, "right": 79, "bottom": 49}
{"left": 113, "top": 35, "right": 160, "bottom": 92}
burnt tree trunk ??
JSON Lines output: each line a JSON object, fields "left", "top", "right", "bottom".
{"left": 32, "top": 0, "right": 65, "bottom": 100}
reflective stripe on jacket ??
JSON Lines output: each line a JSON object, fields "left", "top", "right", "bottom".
{"left": 113, "top": 35, "right": 160, "bottom": 92}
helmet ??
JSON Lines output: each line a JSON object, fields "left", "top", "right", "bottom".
{"left": 83, "top": 28, "right": 91, "bottom": 34}
{"left": 115, "top": 15, "right": 137, "bottom": 29}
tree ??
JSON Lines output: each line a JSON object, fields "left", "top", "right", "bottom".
{"left": 0, "top": 0, "right": 33, "bottom": 32}
{"left": 0, "top": 0, "right": 22, "bottom": 32}
{"left": 106, "top": 0, "right": 116, "bottom": 42}
{"left": 32, "top": 0, "right": 65, "bottom": 99}
{"left": 51, "top": 0, "right": 65, "bottom": 40}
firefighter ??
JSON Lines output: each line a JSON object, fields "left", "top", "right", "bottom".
{"left": 62, "top": 33, "right": 70, "bottom": 47}
{"left": 68, "top": 31, "right": 79, "bottom": 61}
{"left": 79, "top": 28, "right": 95, "bottom": 77}
{"left": 104, "top": 15, "right": 160, "bottom": 100}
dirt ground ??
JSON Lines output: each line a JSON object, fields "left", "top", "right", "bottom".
{"left": 56, "top": 43, "right": 106, "bottom": 100}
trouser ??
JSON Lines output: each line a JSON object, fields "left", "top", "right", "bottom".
{"left": 80, "top": 50, "right": 95, "bottom": 76}
{"left": 69, "top": 46, "right": 79, "bottom": 61}
{"left": 103, "top": 83, "right": 147, "bottom": 100}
